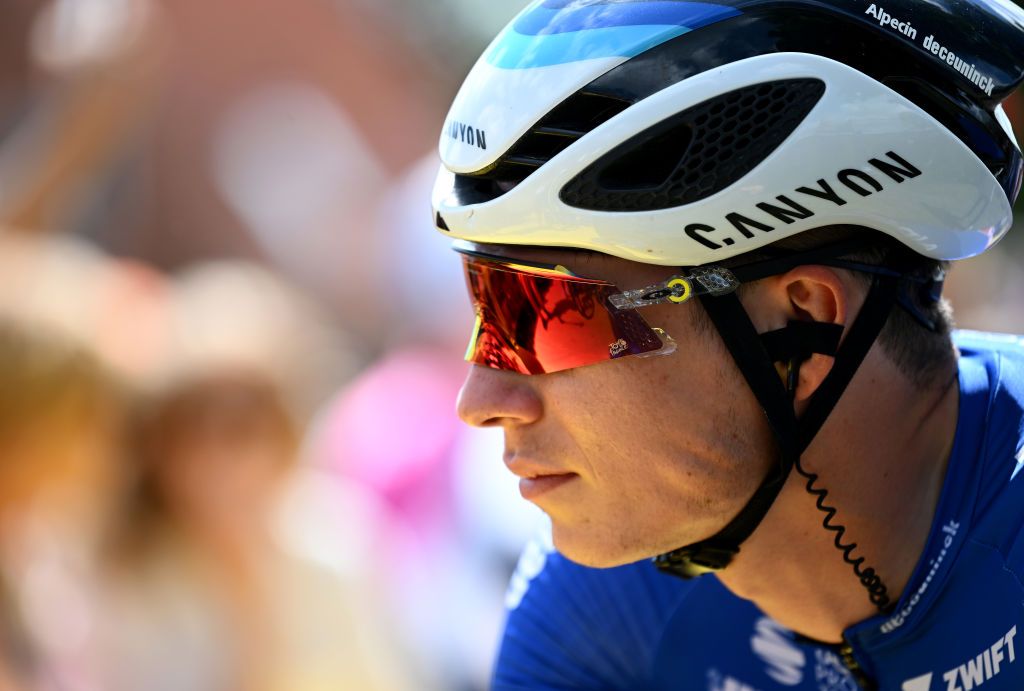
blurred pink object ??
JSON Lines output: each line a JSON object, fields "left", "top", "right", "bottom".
{"left": 314, "top": 348, "right": 465, "bottom": 506}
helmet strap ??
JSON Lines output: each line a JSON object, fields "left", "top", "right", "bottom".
{"left": 654, "top": 274, "right": 899, "bottom": 612}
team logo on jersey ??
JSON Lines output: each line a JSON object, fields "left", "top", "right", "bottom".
{"left": 707, "top": 668, "right": 761, "bottom": 691}
{"left": 899, "top": 625, "right": 1018, "bottom": 690}
{"left": 880, "top": 520, "right": 960, "bottom": 634}
{"left": 504, "top": 528, "right": 554, "bottom": 610}
{"left": 813, "top": 650, "right": 859, "bottom": 691}
{"left": 902, "top": 673, "right": 933, "bottom": 691}
{"left": 750, "top": 618, "right": 858, "bottom": 691}
{"left": 751, "top": 617, "right": 805, "bottom": 686}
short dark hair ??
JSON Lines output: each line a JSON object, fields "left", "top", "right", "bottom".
{"left": 713, "top": 225, "right": 957, "bottom": 389}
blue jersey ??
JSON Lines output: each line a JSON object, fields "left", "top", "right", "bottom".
{"left": 494, "top": 333, "right": 1024, "bottom": 691}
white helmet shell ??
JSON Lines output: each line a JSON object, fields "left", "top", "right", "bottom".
{"left": 434, "top": 0, "right": 1024, "bottom": 266}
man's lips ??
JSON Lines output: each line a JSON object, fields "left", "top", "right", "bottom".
{"left": 504, "top": 455, "right": 578, "bottom": 500}
{"left": 518, "top": 473, "right": 577, "bottom": 500}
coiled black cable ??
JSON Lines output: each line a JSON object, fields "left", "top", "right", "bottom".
{"left": 786, "top": 359, "right": 891, "bottom": 612}
{"left": 791, "top": 454, "right": 891, "bottom": 611}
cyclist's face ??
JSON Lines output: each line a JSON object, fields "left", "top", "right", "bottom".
{"left": 457, "top": 246, "right": 775, "bottom": 567}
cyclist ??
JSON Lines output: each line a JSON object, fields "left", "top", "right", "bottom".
{"left": 433, "top": 0, "right": 1024, "bottom": 688}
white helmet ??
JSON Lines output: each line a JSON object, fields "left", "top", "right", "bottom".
{"left": 433, "top": 0, "right": 1023, "bottom": 265}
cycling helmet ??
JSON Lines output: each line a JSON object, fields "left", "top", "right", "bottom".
{"left": 433, "top": 0, "right": 1024, "bottom": 609}
{"left": 434, "top": 0, "right": 1022, "bottom": 263}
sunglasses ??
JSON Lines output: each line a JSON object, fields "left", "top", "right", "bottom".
{"left": 458, "top": 246, "right": 740, "bottom": 375}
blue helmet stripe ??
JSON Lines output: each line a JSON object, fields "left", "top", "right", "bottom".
{"left": 488, "top": 24, "right": 689, "bottom": 69}
{"left": 487, "top": 1, "right": 741, "bottom": 69}
{"left": 515, "top": 1, "right": 740, "bottom": 36}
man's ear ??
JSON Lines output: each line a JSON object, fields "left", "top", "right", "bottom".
{"left": 740, "top": 265, "right": 854, "bottom": 404}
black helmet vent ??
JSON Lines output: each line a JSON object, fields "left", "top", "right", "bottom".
{"left": 450, "top": 92, "right": 629, "bottom": 207}
{"left": 513, "top": 92, "right": 631, "bottom": 167}
{"left": 560, "top": 79, "right": 826, "bottom": 212}
{"left": 598, "top": 125, "right": 693, "bottom": 191}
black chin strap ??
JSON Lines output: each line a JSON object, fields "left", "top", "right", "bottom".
{"left": 654, "top": 274, "right": 900, "bottom": 609}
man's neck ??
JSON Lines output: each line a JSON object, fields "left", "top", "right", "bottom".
{"left": 716, "top": 349, "right": 960, "bottom": 643}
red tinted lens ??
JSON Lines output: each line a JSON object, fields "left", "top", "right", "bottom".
{"left": 462, "top": 255, "right": 664, "bottom": 374}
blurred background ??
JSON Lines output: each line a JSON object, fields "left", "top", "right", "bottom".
{"left": 0, "top": 1, "right": 1018, "bottom": 690}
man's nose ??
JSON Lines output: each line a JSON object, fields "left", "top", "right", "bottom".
{"left": 457, "top": 365, "right": 543, "bottom": 428}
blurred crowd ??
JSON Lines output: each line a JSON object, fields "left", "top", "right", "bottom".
{"left": 0, "top": 1, "right": 545, "bottom": 690}
{"left": 0, "top": 1, "right": 1019, "bottom": 691}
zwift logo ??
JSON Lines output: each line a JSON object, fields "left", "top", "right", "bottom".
{"left": 901, "top": 625, "right": 1018, "bottom": 691}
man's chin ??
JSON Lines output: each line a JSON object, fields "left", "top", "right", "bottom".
{"left": 550, "top": 525, "right": 658, "bottom": 569}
